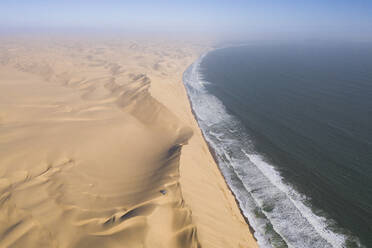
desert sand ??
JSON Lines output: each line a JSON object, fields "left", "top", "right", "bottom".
{"left": 0, "top": 34, "right": 257, "bottom": 248}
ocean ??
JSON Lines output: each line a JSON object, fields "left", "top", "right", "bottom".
{"left": 183, "top": 42, "right": 372, "bottom": 248}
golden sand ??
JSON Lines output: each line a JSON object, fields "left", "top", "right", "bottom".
{"left": 0, "top": 35, "right": 257, "bottom": 248}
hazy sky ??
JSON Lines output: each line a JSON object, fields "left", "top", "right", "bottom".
{"left": 1, "top": 0, "right": 371, "bottom": 39}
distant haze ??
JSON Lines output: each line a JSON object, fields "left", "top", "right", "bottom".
{"left": 1, "top": 0, "right": 372, "bottom": 41}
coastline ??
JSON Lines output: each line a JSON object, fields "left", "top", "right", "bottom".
{"left": 149, "top": 46, "right": 259, "bottom": 248}
{"left": 181, "top": 57, "right": 257, "bottom": 238}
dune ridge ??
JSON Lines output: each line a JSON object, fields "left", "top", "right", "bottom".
{"left": 0, "top": 35, "right": 257, "bottom": 248}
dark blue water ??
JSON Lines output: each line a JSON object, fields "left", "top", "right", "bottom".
{"left": 183, "top": 42, "right": 372, "bottom": 248}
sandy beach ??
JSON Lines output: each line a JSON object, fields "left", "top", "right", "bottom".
{"left": 0, "top": 34, "right": 257, "bottom": 248}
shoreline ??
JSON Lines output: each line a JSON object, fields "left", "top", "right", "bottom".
{"left": 181, "top": 58, "right": 257, "bottom": 239}
{"left": 149, "top": 44, "right": 259, "bottom": 247}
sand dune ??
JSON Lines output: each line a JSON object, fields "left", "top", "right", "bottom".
{"left": 0, "top": 35, "right": 257, "bottom": 248}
